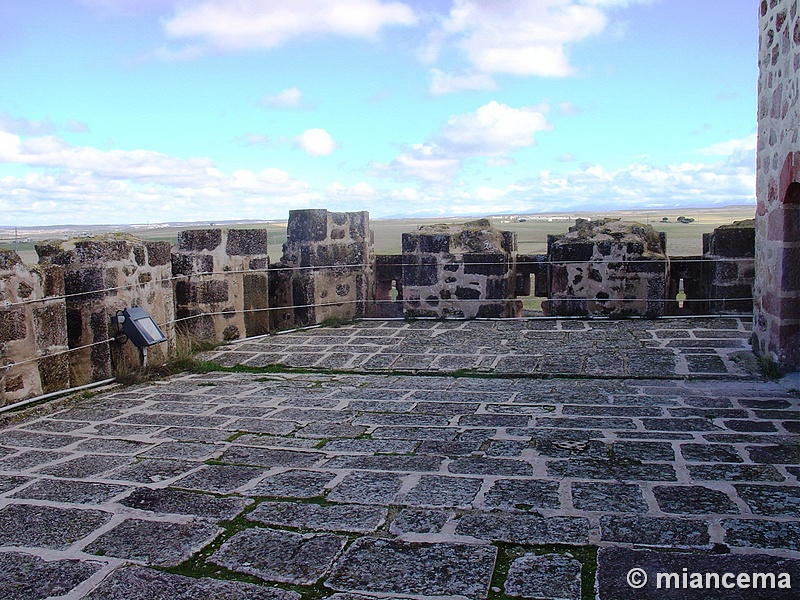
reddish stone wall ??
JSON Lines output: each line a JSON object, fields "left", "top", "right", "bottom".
{"left": 754, "top": 0, "right": 800, "bottom": 369}
{"left": 0, "top": 250, "right": 69, "bottom": 405}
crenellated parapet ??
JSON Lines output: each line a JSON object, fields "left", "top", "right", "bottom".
{"left": 276, "top": 209, "right": 374, "bottom": 327}
{"left": 35, "top": 236, "right": 175, "bottom": 386}
{"left": 0, "top": 210, "right": 759, "bottom": 404}
{"left": 398, "top": 219, "right": 520, "bottom": 318}
{"left": 0, "top": 249, "right": 68, "bottom": 405}
{"left": 543, "top": 219, "right": 668, "bottom": 318}
{"left": 172, "top": 228, "right": 270, "bottom": 341}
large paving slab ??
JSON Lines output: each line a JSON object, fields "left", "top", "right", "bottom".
{"left": 0, "top": 317, "right": 796, "bottom": 599}
{"left": 202, "top": 317, "right": 757, "bottom": 378}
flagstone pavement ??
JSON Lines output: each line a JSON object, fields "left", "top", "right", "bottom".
{"left": 0, "top": 318, "right": 798, "bottom": 599}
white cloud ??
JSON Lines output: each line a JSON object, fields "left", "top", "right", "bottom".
{"left": 429, "top": 69, "right": 497, "bottom": 96}
{"left": 0, "top": 128, "right": 318, "bottom": 224}
{"left": 382, "top": 101, "right": 551, "bottom": 183}
{"left": 0, "top": 130, "right": 220, "bottom": 185}
{"left": 294, "top": 128, "right": 337, "bottom": 156}
{"left": 700, "top": 135, "right": 756, "bottom": 157}
{"left": 0, "top": 127, "right": 755, "bottom": 227}
{"left": 558, "top": 102, "right": 582, "bottom": 116}
{"left": 259, "top": 87, "right": 307, "bottom": 110}
{"left": 437, "top": 101, "right": 551, "bottom": 156}
{"left": 66, "top": 119, "right": 90, "bottom": 134}
{"left": 384, "top": 144, "right": 463, "bottom": 183}
{"left": 163, "top": 0, "right": 417, "bottom": 53}
{"left": 423, "top": 0, "right": 652, "bottom": 80}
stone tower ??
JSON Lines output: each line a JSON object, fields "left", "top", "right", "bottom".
{"left": 754, "top": 0, "right": 800, "bottom": 370}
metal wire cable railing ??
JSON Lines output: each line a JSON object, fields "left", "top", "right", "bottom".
{"left": 0, "top": 255, "right": 753, "bottom": 309}
{"left": 1, "top": 295, "right": 755, "bottom": 374}
{"left": 0, "top": 251, "right": 755, "bottom": 381}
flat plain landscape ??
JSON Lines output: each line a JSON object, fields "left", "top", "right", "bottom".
{"left": 1, "top": 205, "right": 756, "bottom": 265}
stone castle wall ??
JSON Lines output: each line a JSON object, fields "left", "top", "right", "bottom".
{"left": 172, "top": 228, "right": 270, "bottom": 341}
{"left": 0, "top": 210, "right": 757, "bottom": 404}
{"left": 278, "top": 209, "right": 374, "bottom": 326}
{"left": 0, "top": 250, "right": 68, "bottom": 406}
{"left": 36, "top": 237, "right": 175, "bottom": 386}
{"left": 399, "top": 219, "right": 521, "bottom": 319}
{"left": 754, "top": 0, "right": 800, "bottom": 369}
{"left": 544, "top": 219, "right": 668, "bottom": 319}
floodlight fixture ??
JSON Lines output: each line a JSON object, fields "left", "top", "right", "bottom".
{"left": 112, "top": 306, "right": 167, "bottom": 348}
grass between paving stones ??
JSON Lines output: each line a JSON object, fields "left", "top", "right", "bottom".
{"left": 161, "top": 495, "right": 363, "bottom": 600}
{"left": 168, "top": 356, "right": 696, "bottom": 382}
{"left": 487, "top": 544, "right": 598, "bottom": 600}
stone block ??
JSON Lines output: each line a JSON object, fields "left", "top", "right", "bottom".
{"left": 401, "top": 233, "right": 418, "bottom": 252}
{"left": 287, "top": 209, "right": 328, "bottom": 242}
{"left": 33, "top": 305, "right": 66, "bottom": 349}
{"left": 35, "top": 242, "right": 73, "bottom": 265}
{"left": 85, "top": 566, "right": 299, "bottom": 600}
{"left": 723, "top": 519, "right": 800, "bottom": 551}
{"left": 418, "top": 234, "right": 450, "bottom": 253}
{"left": 145, "top": 241, "right": 171, "bottom": 266}
{"left": 600, "top": 515, "right": 709, "bottom": 547}
{"left": 455, "top": 286, "right": 481, "bottom": 300}
{"left": 0, "top": 248, "right": 22, "bottom": 269}
{"left": 326, "top": 539, "right": 497, "bottom": 599}
{"left": 211, "top": 527, "right": 346, "bottom": 585}
{"left": 550, "top": 241, "right": 594, "bottom": 262}
{"left": 174, "top": 280, "right": 197, "bottom": 304}
{"left": 199, "top": 280, "right": 229, "bottom": 303}
{"left": 707, "top": 220, "right": 755, "bottom": 257}
{"left": 455, "top": 513, "right": 589, "bottom": 545}
{"left": 43, "top": 265, "right": 65, "bottom": 297}
{"left": 16, "top": 280, "right": 33, "bottom": 298}
{"left": 0, "top": 552, "right": 103, "bottom": 599}
{"left": 38, "top": 354, "right": 70, "bottom": 393}
{"left": 348, "top": 211, "right": 368, "bottom": 240}
{"left": 4, "top": 374, "right": 24, "bottom": 392}
{"left": 243, "top": 273, "right": 270, "bottom": 337}
{"left": 463, "top": 253, "right": 507, "bottom": 276}
{"left": 85, "top": 518, "right": 222, "bottom": 566}
{"left": 247, "top": 501, "right": 387, "bottom": 533}
{"left": 226, "top": 228, "right": 269, "bottom": 256}
{"left": 502, "top": 230, "right": 517, "bottom": 252}
{"left": 64, "top": 267, "right": 105, "bottom": 297}
{"left": 0, "top": 309, "right": 26, "bottom": 341}
{"left": 74, "top": 239, "right": 129, "bottom": 263}
{"left": 0, "top": 504, "right": 111, "bottom": 549}
{"left": 403, "top": 256, "right": 438, "bottom": 287}
{"left": 307, "top": 243, "right": 366, "bottom": 268}
{"left": 249, "top": 257, "right": 268, "bottom": 270}
{"left": 375, "top": 254, "right": 403, "bottom": 280}
{"left": 171, "top": 253, "right": 214, "bottom": 276}
{"left": 133, "top": 245, "right": 146, "bottom": 266}
{"left": 178, "top": 229, "right": 222, "bottom": 252}
{"left": 504, "top": 553, "right": 582, "bottom": 600}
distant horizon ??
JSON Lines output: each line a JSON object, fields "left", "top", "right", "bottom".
{"left": 0, "top": 1, "right": 755, "bottom": 227}
{"left": 0, "top": 203, "right": 757, "bottom": 233}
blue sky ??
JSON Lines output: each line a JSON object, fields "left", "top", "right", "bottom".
{"left": 0, "top": 0, "right": 756, "bottom": 226}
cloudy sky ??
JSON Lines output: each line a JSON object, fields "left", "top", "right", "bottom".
{"left": 0, "top": 0, "right": 756, "bottom": 226}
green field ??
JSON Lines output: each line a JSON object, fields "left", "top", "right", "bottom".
{"left": 1, "top": 205, "right": 755, "bottom": 265}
